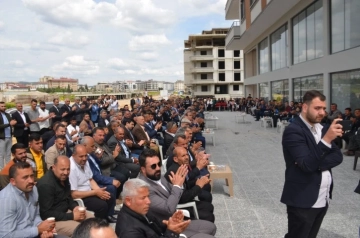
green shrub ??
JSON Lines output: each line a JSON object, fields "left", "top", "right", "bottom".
{"left": 5, "top": 102, "right": 16, "bottom": 109}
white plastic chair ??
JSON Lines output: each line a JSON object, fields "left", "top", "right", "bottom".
{"left": 74, "top": 198, "right": 95, "bottom": 215}
{"left": 176, "top": 201, "right": 199, "bottom": 219}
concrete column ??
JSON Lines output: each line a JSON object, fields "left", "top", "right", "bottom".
{"left": 322, "top": 0, "right": 331, "bottom": 108}
{"left": 288, "top": 77, "right": 293, "bottom": 102}
{"left": 245, "top": 0, "right": 251, "bottom": 30}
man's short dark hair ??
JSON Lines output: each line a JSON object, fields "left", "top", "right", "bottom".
{"left": 31, "top": 99, "right": 37, "bottom": 104}
{"left": 345, "top": 107, "right": 351, "bottom": 111}
{"left": 122, "top": 118, "right": 134, "bottom": 126}
{"left": 92, "top": 127, "right": 104, "bottom": 135}
{"left": 29, "top": 133, "right": 42, "bottom": 142}
{"left": 166, "top": 121, "right": 177, "bottom": 131}
{"left": 331, "top": 103, "right": 337, "bottom": 107}
{"left": 139, "top": 149, "right": 159, "bottom": 167}
{"left": 9, "top": 162, "right": 31, "bottom": 179}
{"left": 174, "top": 134, "right": 187, "bottom": 144}
{"left": 302, "top": 90, "right": 326, "bottom": 105}
{"left": 39, "top": 101, "right": 45, "bottom": 105}
{"left": 72, "top": 218, "right": 110, "bottom": 238}
{"left": 11, "top": 143, "right": 26, "bottom": 154}
{"left": 53, "top": 98, "right": 59, "bottom": 102}
{"left": 55, "top": 124, "right": 66, "bottom": 131}
{"left": 55, "top": 135, "right": 66, "bottom": 141}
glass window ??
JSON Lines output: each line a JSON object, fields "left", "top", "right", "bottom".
{"left": 331, "top": 69, "right": 360, "bottom": 111}
{"left": 200, "top": 62, "right": 207, "bottom": 68}
{"left": 218, "top": 61, "right": 225, "bottom": 69}
{"left": 234, "top": 50, "right": 240, "bottom": 57}
{"left": 215, "top": 85, "right": 228, "bottom": 94}
{"left": 271, "top": 25, "right": 288, "bottom": 70}
{"left": 293, "top": 75, "right": 323, "bottom": 102}
{"left": 218, "top": 49, "right": 225, "bottom": 57}
{"left": 331, "top": 0, "right": 360, "bottom": 53}
{"left": 233, "top": 85, "right": 240, "bottom": 91}
{"left": 234, "top": 61, "right": 241, "bottom": 69}
{"left": 259, "top": 82, "right": 269, "bottom": 102}
{"left": 200, "top": 74, "right": 207, "bottom": 80}
{"left": 271, "top": 79, "right": 289, "bottom": 103}
{"left": 234, "top": 73, "right": 241, "bottom": 81}
{"left": 201, "top": 86, "right": 208, "bottom": 92}
{"left": 219, "top": 73, "right": 225, "bottom": 81}
{"left": 292, "top": 0, "right": 323, "bottom": 64}
{"left": 258, "top": 38, "right": 269, "bottom": 74}
{"left": 200, "top": 51, "right": 207, "bottom": 55}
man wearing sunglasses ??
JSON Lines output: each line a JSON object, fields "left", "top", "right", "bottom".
{"left": 138, "top": 149, "right": 216, "bottom": 238}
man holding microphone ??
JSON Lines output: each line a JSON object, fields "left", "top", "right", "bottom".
{"left": 281, "top": 90, "right": 343, "bottom": 238}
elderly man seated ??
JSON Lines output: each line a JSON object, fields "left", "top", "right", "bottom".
{"left": 0, "top": 162, "right": 67, "bottom": 238}
{"left": 115, "top": 178, "right": 191, "bottom": 238}
{"left": 107, "top": 127, "right": 140, "bottom": 178}
{"left": 69, "top": 145, "right": 115, "bottom": 223}
{"left": 138, "top": 149, "right": 216, "bottom": 238}
{"left": 165, "top": 147, "right": 214, "bottom": 222}
{"left": 37, "top": 156, "right": 94, "bottom": 237}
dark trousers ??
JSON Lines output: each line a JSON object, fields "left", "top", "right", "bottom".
{"left": 39, "top": 128, "right": 50, "bottom": 135}
{"left": 16, "top": 131, "right": 29, "bottom": 147}
{"left": 187, "top": 201, "right": 215, "bottom": 223}
{"left": 110, "top": 168, "right": 129, "bottom": 197}
{"left": 82, "top": 196, "right": 109, "bottom": 219}
{"left": 198, "top": 184, "right": 212, "bottom": 203}
{"left": 123, "top": 163, "right": 141, "bottom": 178}
{"left": 99, "top": 185, "right": 116, "bottom": 216}
{"left": 285, "top": 205, "right": 328, "bottom": 238}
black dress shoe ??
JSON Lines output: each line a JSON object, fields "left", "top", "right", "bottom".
{"left": 106, "top": 215, "right": 117, "bottom": 223}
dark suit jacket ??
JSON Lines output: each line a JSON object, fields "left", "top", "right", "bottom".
{"left": 11, "top": 111, "right": 31, "bottom": 137}
{"left": 0, "top": 112, "right": 12, "bottom": 139}
{"left": 87, "top": 154, "right": 114, "bottom": 185}
{"left": 49, "top": 105, "right": 62, "bottom": 125}
{"left": 97, "top": 117, "right": 108, "bottom": 128}
{"left": 59, "top": 104, "right": 75, "bottom": 123}
{"left": 280, "top": 117, "right": 343, "bottom": 208}
{"left": 107, "top": 135, "right": 133, "bottom": 164}
{"left": 163, "top": 132, "right": 174, "bottom": 154}
{"left": 144, "top": 123, "right": 158, "bottom": 139}
{"left": 123, "top": 127, "right": 143, "bottom": 151}
{"left": 165, "top": 162, "right": 202, "bottom": 204}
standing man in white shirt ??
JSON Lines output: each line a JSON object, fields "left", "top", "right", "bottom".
{"left": 67, "top": 117, "right": 80, "bottom": 140}
{"left": 281, "top": 90, "right": 343, "bottom": 238}
{"left": 38, "top": 101, "right": 53, "bottom": 135}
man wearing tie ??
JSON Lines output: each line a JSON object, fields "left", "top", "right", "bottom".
{"left": 122, "top": 118, "right": 144, "bottom": 155}
{"left": 107, "top": 127, "right": 140, "bottom": 178}
{"left": 49, "top": 98, "right": 68, "bottom": 126}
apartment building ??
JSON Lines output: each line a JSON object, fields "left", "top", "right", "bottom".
{"left": 184, "top": 28, "right": 244, "bottom": 99}
{"left": 174, "top": 80, "right": 185, "bottom": 92}
{"left": 40, "top": 76, "right": 78, "bottom": 91}
{"left": 225, "top": 0, "right": 360, "bottom": 111}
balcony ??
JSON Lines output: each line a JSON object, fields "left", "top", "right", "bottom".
{"left": 191, "top": 79, "right": 215, "bottom": 85}
{"left": 191, "top": 67, "right": 214, "bottom": 73}
{"left": 190, "top": 55, "right": 214, "bottom": 61}
{"left": 225, "top": 21, "right": 245, "bottom": 50}
{"left": 226, "top": 0, "right": 301, "bottom": 50}
{"left": 225, "top": 0, "right": 240, "bottom": 20}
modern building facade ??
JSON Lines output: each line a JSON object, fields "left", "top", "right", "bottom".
{"left": 225, "top": 0, "right": 360, "bottom": 111}
{"left": 174, "top": 80, "right": 185, "bottom": 92}
{"left": 184, "top": 28, "right": 244, "bottom": 99}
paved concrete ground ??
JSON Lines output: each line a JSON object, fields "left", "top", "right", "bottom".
{"left": 205, "top": 111, "right": 360, "bottom": 238}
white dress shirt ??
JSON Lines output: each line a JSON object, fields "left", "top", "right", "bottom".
{"left": 299, "top": 115, "right": 332, "bottom": 208}
{"left": 38, "top": 108, "right": 50, "bottom": 129}
{"left": 17, "top": 110, "right": 28, "bottom": 130}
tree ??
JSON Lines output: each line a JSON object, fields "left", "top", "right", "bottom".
{"left": 85, "top": 84, "right": 88, "bottom": 92}
{"left": 67, "top": 84, "right": 71, "bottom": 93}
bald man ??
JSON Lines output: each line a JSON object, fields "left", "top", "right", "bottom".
{"left": 37, "top": 156, "right": 94, "bottom": 237}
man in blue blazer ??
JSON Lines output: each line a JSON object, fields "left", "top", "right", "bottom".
{"left": 281, "top": 90, "right": 343, "bottom": 238}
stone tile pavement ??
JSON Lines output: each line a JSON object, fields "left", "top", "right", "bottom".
{"left": 205, "top": 111, "right": 360, "bottom": 238}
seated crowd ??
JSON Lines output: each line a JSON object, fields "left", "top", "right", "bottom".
{"left": 0, "top": 95, "right": 217, "bottom": 238}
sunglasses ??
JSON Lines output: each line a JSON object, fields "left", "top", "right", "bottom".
{"left": 150, "top": 162, "right": 162, "bottom": 170}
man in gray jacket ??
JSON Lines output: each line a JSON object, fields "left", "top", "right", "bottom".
{"left": 138, "top": 149, "right": 216, "bottom": 238}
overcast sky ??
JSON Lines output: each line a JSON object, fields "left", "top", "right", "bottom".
{"left": 0, "top": 0, "right": 229, "bottom": 85}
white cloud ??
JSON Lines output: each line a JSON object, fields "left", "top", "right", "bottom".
{"left": 138, "top": 52, "right": 159, "bottom": 61}
{"left": 107, "top": 58, "right": 131, "bottom": 70}
{"left": 48, "top": 31, "right": 89, "bottom": 48}
{"left": 128, "top": 34, "right": 171, "bottom": 51}
{"left": 0, "top": 21, "right": 4, "bottom": 30}
{"left": 8, "top": 60, "right": 25, "bottom": 68}
{"left": 52, "top": 55, "right": 100, "bottom": 75}
{"left": 22, "top": 0, "right": 118, "bottom": 28}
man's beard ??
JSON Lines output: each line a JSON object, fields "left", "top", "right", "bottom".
{"left": 147, "top": 170, "right": 161, "bottom": 180}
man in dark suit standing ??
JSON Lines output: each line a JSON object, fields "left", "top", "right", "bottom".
{"left": 59, "top": 98, "right": 76, "bottom": 123}
{"left": 281, "top": 90, "right": 343, "bottom": 238}
{"left": 49, "top": 98, "right": 67, "bottom": 126}
{"left": 0, "top": 102, "right": 16, "bottom": 169}
{"left": 12, "top": 103, "right": 31, "bottom": 146}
